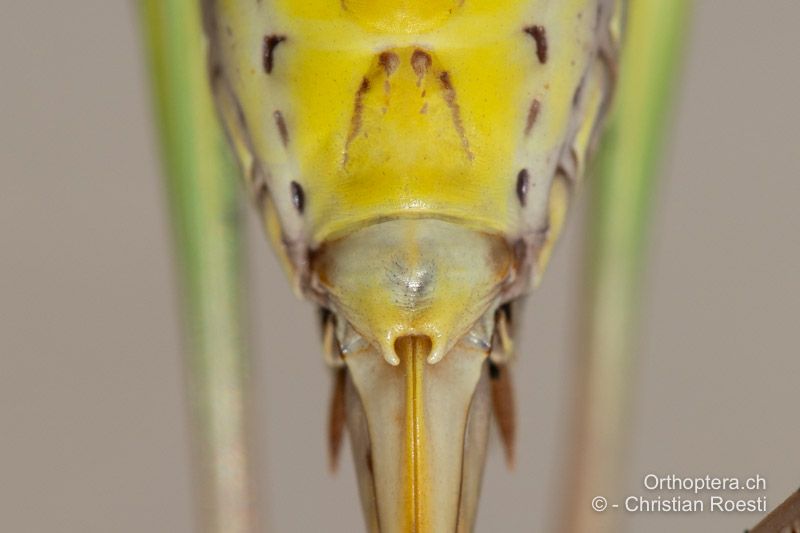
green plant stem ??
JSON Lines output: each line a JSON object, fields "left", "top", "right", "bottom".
{"left": 561, "top": 2, "right": 690, "bottom": 531}
{"left": 138, "top": 2, "right": 255, "bottom": 532}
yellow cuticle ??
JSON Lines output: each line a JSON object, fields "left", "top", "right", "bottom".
{"left": 535, "top": 174, "right": 570, "bottom": 286}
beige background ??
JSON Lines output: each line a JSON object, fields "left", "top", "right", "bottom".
{"left": 1, "top": 2, "right": 798, "bottom": 532}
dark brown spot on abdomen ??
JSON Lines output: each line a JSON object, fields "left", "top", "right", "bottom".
{"left": 273, "top": 110, "right": 289, "bottom": 146}
{"left": 263, "top": 34, "right": 286, "bottom": 74}
{"left": 290, "top": 181, "right": 305, "bottom": 213}
{"left": 411, "top": 50, "right": 432, "bottom": 86}
{"left": 516, "top": 169, "right": 530, "bottom": 206}
{"left": 524, "top": 25, "right": 548, "bottom": 64}
{"left": 525, "top": 99, "right": 540, "bottom": 136}
{"left": 379, "top": 51, "right": 400, "bottom": 75}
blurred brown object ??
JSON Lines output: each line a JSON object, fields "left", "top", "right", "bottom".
{"left": 749, "top": 488, "right": 800, "bottom": 533}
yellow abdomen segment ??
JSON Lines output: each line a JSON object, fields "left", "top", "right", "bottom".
{"left": 343, "top": 0, "right": 463, "bottom": 33}
{"left": 277, "top": 0, "right": 538, "bottom": 242}
{"left": 211, "top": 0, "right": 610, "bottom": 281}
{"left": 293, "top": 41, "right": 525, "bottom": 242}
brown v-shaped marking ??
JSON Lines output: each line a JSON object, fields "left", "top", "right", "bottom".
{"left": 438, "top": 71, "right": 474, "bottom": 161}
